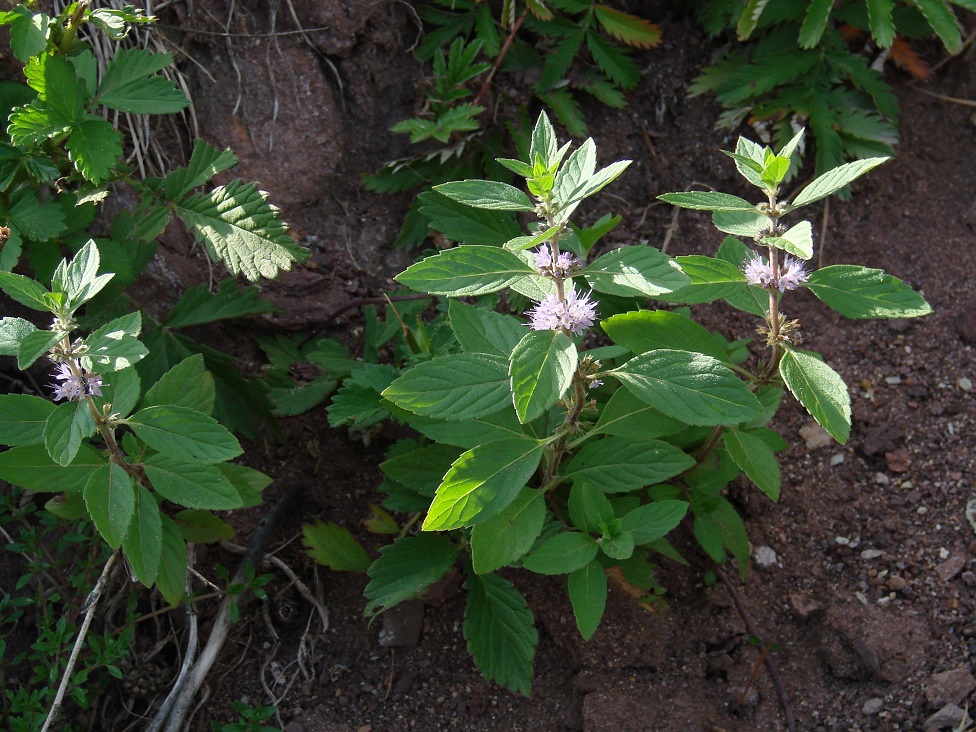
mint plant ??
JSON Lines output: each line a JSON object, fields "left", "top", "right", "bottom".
{"left": 312, "top": 113, "right": 931, "bottom": 695}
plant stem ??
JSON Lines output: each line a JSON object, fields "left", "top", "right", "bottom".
{"left": 473, "top": 8, "right": 529, "bottom": 108}
{"left": 40, "top": 549, "right": 119, "bottom": 732}
{"left": 541, "top": 372, "right": 587, "bottom": 487}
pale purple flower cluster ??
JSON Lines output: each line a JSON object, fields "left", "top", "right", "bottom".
{"left": 742, "top": 253, "right": 809, "bottom": 292}
{"left": 527, "top": 288, "right": 598, "bottom": 336}
{"left": 51, "top": 361, "right": 103, "bottom": 402}
{"left": 533, "top": 246, "right": 580, "bottom": 278}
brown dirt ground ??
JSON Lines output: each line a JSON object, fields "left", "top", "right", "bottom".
{"left": 4, "top": 1, "right": 976, "bottom": 731}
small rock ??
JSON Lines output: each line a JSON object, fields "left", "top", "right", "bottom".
{"left": 886, "top": 318, "right": 910, "bottom": 333}
{"left": 885, "top": 449, "right": 912, "bottom": 473}
{"left": 875, "top": 473, "right": 891, "bottom": 485}
{"left": 789, "top": 592, "right": 823, "bottom": 621}
{"left": 860, "top": 549, "right": 884, "bottom": 560}
{"left": 862, "top": 697, "right": 884, "bottom": 715}
{"left": 862, "top": 424, "right": 903, "bottom": 456}
{"left": 377, "top": 600, "right": 425, "bottom": 647}
{"left": 754, "top": 545, "right": 778, "bottom": 568}
{"left": 936, "top": 555, "right": 967, "bottom": 583}
{"left": 962, "top": 571, "right": 976, "bottom": 587}
{"left": 959, "top": 377, "right": 973, "bottom": 393}
{"left": 830, "top": 453, "right": 845, "bottom": 466}
{"left": 923, "top": 703, "right": 967, "bottom": 732}
{"left": 966, "top": 499, "right": 976, "bottom": 536}
{"left": 800, "top": 421, "right": 832, "bottom": 450}
{"left": 925, "top": 666, "right": 976, "bottom": 709}
{"left": 887, "top": 575, "right": 907, "bottom": 592}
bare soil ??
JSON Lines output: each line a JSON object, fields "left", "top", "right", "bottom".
{"left": 6, "top": 1, "right": 976, "bottom": 731}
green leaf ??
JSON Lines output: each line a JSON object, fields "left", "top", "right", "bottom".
{"left": 302, "top": 520, "right": 371, "bottom": 571}
{"left": 0, "top": 317, "right": 37, "bottom": 356}
{"left": 693, "top": 497, "right": 750, "bottom": 578}
{"left": 9, "top": 189, "right": 66, "bottom": 242}
{"left": 593, "top": 6, "right": 661, "bottom": 48}
{"left": 914, "top": 0, "right": 962, "bottom": 51}
{"left": 155, "top": 514, "right": 187, "bottom": 606}
{"left": 9, "top": 8, "right": 50, "bottom": 61}
{"left": 83, "top": 312, "right": 147, "bottom": 371}
{"left": 568, "top": 561, "right": 607, "bottom": 640}
{"left": 383, "top": 353, "right": 511, "bottom": 421}
{"left": 164, "top": 139, "right": 239, "bottom": 200}
{"left": 612, "top": 350, "right": 763, "bottom": 426}
{"left": 553, "top": 139, "right": 597, "bottom": 207}
{"left": 602, "top": 310, "right": 730, "bottom": 363}
{"left": 423, "top": 439, "right": 545, "bottom": 531}
{"left": 83, "top": 463, "right": 135, "bottom": 549}
{"left": 175, "top": 179, "right": 307, "bottom": 282}
{"left": 590, "top": 388, "right": 686, "bottom": 439}
{"left": 779, "top": 348, "right": 851, "bottom": 444}
{"left": 127, "top": 405, "right": 242, "bottom": 463}
{"left": 97, "top": 48, "right": 188, "bottom": 113}
{"left": 798, "top": 0, "right": 834, "bottom": 48}
{"left": 522, "top": 531, "right": 599, "bottom": 574}
{"left": 805, "top": 265, "right": 932, "bottom": 318}
{"left": 123, "top": 484, "right": 162, "bottom": 586}
{"left": 586, "top": 31, "right": 640, "bottom": 89}
{"left": 563, "top": 438, "right": 695, "bottom": 493}
{"left": 736, "top": 0, "right": 772, "bottom": 39}
{"left": 7, "top": 102, "right": 72, "bottom": 147}
{"left": 464, "top": 572, "right": 537, "bottom": 696}
{"left": 789, "top": 157, "right": 888, "bottom": 208}
{"left": 411, "top": 410, "right": 533, "bottom": 449}
{"left": 173, "top": 510, "right": 236, "bottom": 543}
{"left": 723, "top": 428, "right": 781, "bottom": 501}
{"left": 449, "top": 300, "right": 524, "bottom": 358}
{"left": 656, "top": 254, "right": 750, "bottom": 305}
{"left": 217, "top": 463, "right": 271, "bottom": 508}
{"left": 529, "top": 111, "right": 558, "bottom": 168}
{"left": 28, "top": 53, "right": 87, "bottom": 119}
{"left": 55, "top": 240, "right": 114, "bottom": 311}
{"left": 557, "top": 160, "right": 632, "bottom": 219}
{"left": 66, "top": 116, "right": 123, "bottom": 185}
{"left": 364, "top": 534, "right": 459, "bottom": 616}
{"left": 0, "top": 443, "right": 104, "bottom": 493}
{"left": 17, "top": 328, "right": 60, "bottom": 370}
{"left": 620, "top": 500, "right": 689, "bottom": 544}
{"left": 658, "top": 192, "right": 758, "bottom": 212}
{"left": 0, "top": 271, "right": 51, "bottom": 310}
{"left": 764, "top": 220, "right": 813, "bottom": 260}
{"left": 600, "top": 529, "right": 634, "bottom": 560}
{"left": 142, "top": 453, "right": 243, "bottom": 510}
{"left": 0, "top": 394, "right": 54, "bottom": 446}
{"left": 582, "top": 246, "right": 689, "bottom": 297}
{"left": 866, "top": 0, "right": 896, "bottom": 47}
{"left": 568, "top": 481, "right": 614, "bottom": 534}
{"left": 716, "top": 237, "right": 769, "bottom": 317}
{"left": 433, "top": 180, "right": 533, "bottom": 211}
{"left": 142, "top": 354, "right": 215, "bottom": 414}
{"left": 43, "top": 400, "right": 90, "bottom": 466}
{"left": 418, "top": 191, "right": 521, "bottom": 245}
{"left": 396, "top": 246, "right": 536, "bottom": 296}
{"left": 509, "top": 330, "right": 577, "bottom": 423}
{"left": 470, "top": 487, "right": 546, "bottom": 574}
{"left": 380, "top": 442, "right": 463, "bottom": 497}
{"left": 163, "top": 280, "right": 274, "bottom": 328}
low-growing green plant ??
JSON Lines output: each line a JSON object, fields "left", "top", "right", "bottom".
{"left": 688, "top": 0, "right": 974, "bottom": 179}
{"left": 310, "top": 112, "right": 930, "bottom": 695}
{"left": 212, "top": 700, "right": 280, "bottom": 732}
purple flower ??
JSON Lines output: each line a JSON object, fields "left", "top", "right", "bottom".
{"left": 51, "top": 361, "right": 103, "bottom": 401}
{"left": 742, "top": 253, "right": 809, "bottom": 292}
{"left": 533, "top": 246, "right": 580, "bottom": 278}
{"left": 526, "top": 288, "right": 598, "bottom": 336}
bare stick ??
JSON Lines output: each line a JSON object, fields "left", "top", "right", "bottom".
{"left": 40, "top": 550, "right": 120, "bottom": 732}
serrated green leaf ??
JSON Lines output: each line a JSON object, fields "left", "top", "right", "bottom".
{"left": 175, "top": 179, "right": 307, "bottom": 281}
{"left": 805, "top": 265, "right": 932, "bottom": 318}
{"left": 155, "top": 514, "right": 187, "bottom": 606}
{"left": 779, "top": 348, "right": 850, "bottom": 444}
{"left": 164, "top": 280, "right": 274, "bottom": 328}
{"left": 396, "top": 245, "right": 536, "bottom": 296}
{"left": 913, "top": 0, "right": 962, "bottom": 51}
{"left": 564, "top": 438, "right": 695, "bottom": 493}
{"left": 123, "top": 484, "right": 162, "bottom": 586}
{"left": 411, "top": 410, "right": 533, "bottom": 449}
{"left": 582, "top": 246, "right": 689, "bottom": 297}
{"left": 380, "top": 442, "right": 463, "bottom": 497}
{"left": 553, "top": 138, "right": 597, "bottom": 207}
{"left": 568, "top": 481, "right": 614, "bottom": 534}
{"left": 449, "top": 300, "right": 524, "bottom": 358}
{"left": 590, "top": 388, "right": 686, "bottom": 439}
{"left": 9, "top": 188, "right": 66, "bottom": 242}
{"left": 529, "top": 111, "right": 558, "bottom": 168}
{"left": 798, "top": 0, "right": 834, "bottom": 48}
{"left": 694, "top": 497, "right": 750, "bottom": 578}
{"left": 143, "top": 453, "right": 243, "bottom": 509}
{"left": 383, "top": 353, "right": 511, "bottom": 421}
{"left": 83, "top": 312, "right": 147, "bottom": 372}
{"left": 522, "top": 531, "right": 599, "bottom": 574}
{"left": 658, "top": 191, "right": 758, "bottom": 212}
{"left": 736, "top": 0, "right": 772, "bottom": 39}
{"left": 866, "top": 0, "right": 896, "bottom": 46}
{"left": 217, "top": 463, "right": 271, "bottom": 508}
{"left": 17, "top": 328, "right": 60, "bottom": 370}
{"left": 9, "top": 8, "right": 50, "bottom": 61}
{"left": 0, "top": 394, "right": 54, "bottom": 446}
{"left": 724, "top": 428, "right": 781, "bottom": 500}
{"left": 423, "top": 439, "right": 545, "bottom": 531}
{"left": 326, "top": 364, "right": 397, "bottom": 429}
{"left": 464, "top": 572, "right": 537, "bottom": 696}
{"left": 55, "top": 240, "right": 114, "bottom": 311}
{"left": 620, "top": 500, "right": 688, "bottom": 544}
{"left": 509, "top": 330, "right": 576, "bottom": 423}
{"left": 302, "top": 520, "right": 371, "bottom": 571}
{"left": 602, "top": 310, "right": 730, "bottom": 363}
{"left": 0, "top": 443, "right": 104, "bottom": 493}
{"left": 43, "top": 399, "right": 90, "bottom": 466}
{"left": 593, "top": 6, "right": 661, "bottom": 48}
{"left": 470, "top": 487, "right": 546, "bottom": 574}
{"left": 127, "top": 405, "right": 242, "bottom": 463}
{"left": 0, "top": 317, "right": 37, "bottom": 356}
{"left": 765, "top": 220, "right": 813, "bottom": 260}
{"left": 417, "top": 191, "right": 521, "bottom": 245}
{"left": 66, "top": 116, "right": 123, "bottom": 185}
{"left": 789, "top": 157, "right": 888, "bottom": 208}
{"left": 84, "top": 463, "right": 135, "bottom": 549}
{"left": 164, "top": 139, "right": 239, "bottom": 200}
{"left": 97, "top": 49, "right": 188, "bottom": 113}
{"left": 711, "top": 209, "right": 767, "bottom": 239}
{"left": 0, "top": 271, "right": 50, "bottom": 310}
{"left": 364, "top": 534, "right": 459, "bottom": 616}
{"left": 142, "top": 354, "right": 215, "bottom": 414}
{"left": 173, "top": 509, "right": 236, "bottom": 543}
{"left": 586, "top": 31, "right": 640, "bottom": 89}
{"left": 612, "top": 350, "right": 763, "bottom": 426}
{"left": 433, "top": 180, "right": 533, "bottom": 211}
{"left": 568, "top": 561, "right": 607, "bottom": 640}
{"left": 716, "top": 236, "right": 769, "bottom": 316}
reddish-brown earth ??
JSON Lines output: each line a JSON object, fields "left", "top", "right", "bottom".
{"left": 4, "top": 1, "right": 976, "bottom": 731}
